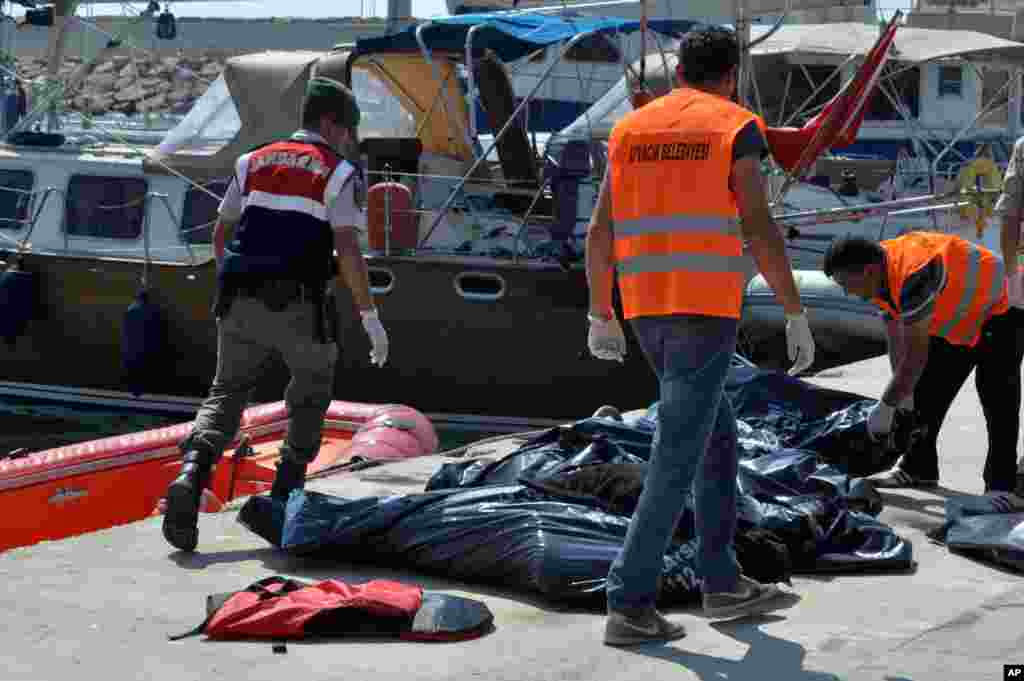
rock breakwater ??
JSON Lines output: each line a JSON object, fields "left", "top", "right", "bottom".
{"left": 15, "top": 52, "right": 226, "bottom": 117}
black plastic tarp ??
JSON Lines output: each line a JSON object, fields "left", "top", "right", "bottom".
{"left": 239, "top": 358, "right": 916, "bottom": 606}
{"left": 927, "top": 495, "right": 1024, "bottom": 573}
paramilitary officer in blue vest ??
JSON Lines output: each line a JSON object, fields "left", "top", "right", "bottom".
{"left": 162, "top": 76, "right": 389, "bottom": 553}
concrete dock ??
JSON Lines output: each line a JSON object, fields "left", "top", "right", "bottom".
{"left": 3, "top": 355, "right": 1022, "bottom": 681}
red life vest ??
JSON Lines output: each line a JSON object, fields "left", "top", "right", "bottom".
{"left": 171, "top": 576, "right": 493, "bottom": 643}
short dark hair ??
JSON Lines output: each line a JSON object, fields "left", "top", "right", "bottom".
{"left": 677, "top": 26, "right": 740, "bottom": 85}
{"left": 823, "top": 234, "right": 886, "bottom": 278}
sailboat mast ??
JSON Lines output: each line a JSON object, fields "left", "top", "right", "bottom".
{"left": 43, "top": 0, "right": 76, "bottom": 131}
{"left": 734, "top": 0, "right": 751, "bottom": 107}
{"left": 387, "top": 0, "right": 412, "bottom": 34}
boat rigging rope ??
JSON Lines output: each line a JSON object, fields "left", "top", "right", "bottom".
{"left": 1, "top": 4, "right": 227, "bottom": 205}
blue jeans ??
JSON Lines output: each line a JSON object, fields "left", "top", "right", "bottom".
{"left": 606, "top": 314, "right": 741, "bottom": 613}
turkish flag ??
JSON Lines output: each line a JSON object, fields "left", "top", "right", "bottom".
{"left": 765, "top": 13, "right": 900, "bottom": 175}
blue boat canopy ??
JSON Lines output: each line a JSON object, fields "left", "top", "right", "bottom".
{"left": 353, "top": 13, "right": 700, "bottom": 63}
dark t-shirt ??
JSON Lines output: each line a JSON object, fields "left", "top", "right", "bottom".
{"left": 879, "top": 257, "right": 946, "bottom": 324}
{"left": 732, "top": 120, "right": 768, "bottom": 161}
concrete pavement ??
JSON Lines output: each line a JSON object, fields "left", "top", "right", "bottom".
{"left": 3, "top": 355, "right": 1022, "bottom": 681}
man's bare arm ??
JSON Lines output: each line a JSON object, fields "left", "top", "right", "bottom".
{"left": 585, "top": 172, "right": 615, "bottom": 319}
{"left": 334, "top": 226, "right": 375, "bottom": 311}
{"left": 885, "top": 316, "right": 904, "bottom": 374}
{"left": 732, "top": 156, "right": 802, "bottom": 315}
{"left": 212, "top": 218, "right": 237, "bottom": 268}
{"left": 882, "top": 315, "right": 930, "bottom": 406}
{"left": 1002, "top": 209, "right": 1021, "bottom": 275}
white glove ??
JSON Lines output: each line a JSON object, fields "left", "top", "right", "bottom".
{"left": 867, "top": 401, "right": 896, "bottom": 441}
{"left": 784, "top": 311, "right": 815, "bottom": 376}
{"left": 587, "top": 313, "right": 626, "bottom": 362}
{"left": 360, "top": 308, "right": 388, "bottom": 367}
{"left": 1008, "top": 268, "right": 1023, "bottom": 308}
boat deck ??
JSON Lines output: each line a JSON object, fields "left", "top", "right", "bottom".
{"left": 3, "top": 354, "right": 1022, "bottom": 681}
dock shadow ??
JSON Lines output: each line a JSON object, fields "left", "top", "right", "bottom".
{"left": 622, "top": 612, "right": 843, "bottom": 681}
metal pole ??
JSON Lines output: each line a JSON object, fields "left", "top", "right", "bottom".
{"left": 735, "top": 0, "right": 750, "bottom": 107}
{"left": 1009, "top": 67, "right": 1022, "bottom": 140}
{"left": 142, "top": 193, "right": 155, "bottom": 289}
{"left": 464, "top": 23, "right": 488, "bottom": 150}
{"left": 415, "top": 22, "right": 475, "bottom": 159}
{"left": 384, "top": 163, "right": 392, "bottom": 256}
{"left": 930, "top": 74, "right": 1014, "bottom": 179}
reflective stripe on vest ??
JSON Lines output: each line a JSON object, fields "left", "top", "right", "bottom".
{"left": 875, "top": 232, "right": 1009, "bottom": 347}
{"left": 933, "top": 244, "right": 1005, "bottom": 343}
{"left": 612, "top": 214, "right": 742, "bottom": 238}
{"left": 608, "top": 88, "right": 757, "bottom": 320}
{"left": 223, "top": 140, "right": 348, "bottom": 283}
{"left": 242, "top": 190, "right": 330, "bottom": 222}
{"left": 240, "top": 144, "right": 354, "bottom": 218}
{"left": 616, "top": 251, "right": 750, "bottom": 276}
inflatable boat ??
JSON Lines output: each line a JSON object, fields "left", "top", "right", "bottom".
{"left": 740, "top": 270, "right": 888, "bottom": 371}
{"left": 0, "top": 400, "right": 437, "bottom": 552}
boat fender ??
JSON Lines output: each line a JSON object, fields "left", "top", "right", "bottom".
{"left": 156, "top": 9, "right": 177, "bottom": 40}
{"left": 121, "top": 288, "right": 167, "bottom": 396}
{"left": 0, "top": 264, "right": 39, "bottom": 347}
{"left": 956, "top": 157, "right": 1002, "bottom": 237}
{"left": 838, "top": 170, "right": 859, "bottom": 197}
{"left": 346, "top": 406, "right": 439, "bottom": 461}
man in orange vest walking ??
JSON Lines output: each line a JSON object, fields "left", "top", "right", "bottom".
{"left": 585, "top": 26, "right": 816, "bottom": 646}
{"left": 823, "top": 232, "right": 1024, "bottom": 506}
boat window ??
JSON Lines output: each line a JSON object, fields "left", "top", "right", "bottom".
{"left": 866, "top": 65, "right": 920, "bottom": 121}
{"left": 979, "top": 68, "right": 1010, "bottom": 128}
{"left": 938, "top": 65, "right": 963, "bottom": 98}
{"left": 0, "top": 169, "right": 34, "bottom": 231}
{"left": 180, "top": 178, "right": 230, "bottom": 244}
{"left": 155, "top": 74, "right": 241, "bottom": 158}
{"left": 64, "top": 175, "right": 147, "bottom": 239}
{"left": 566, "top": 34, "right": 621, "bottom": 64}
{"left": 350, "top": 68, "right": 417, "bottom": 141}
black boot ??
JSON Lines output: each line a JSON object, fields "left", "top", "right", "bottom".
{"left": 162, "top": 451, "right": 212, "bottom": 552}
{"left": 270, "top": 459, "right": 308, "bottom": 501}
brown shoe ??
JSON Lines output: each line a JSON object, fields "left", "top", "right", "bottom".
{"left": 604, "top": 609, "right": 686, "bottom": 646}
{"left": 703, "top": 575, "right": 785, "bottom": 619}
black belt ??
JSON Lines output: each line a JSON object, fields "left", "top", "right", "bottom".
{"left": 235, "top": 279, "right": 321, "bottom": 309}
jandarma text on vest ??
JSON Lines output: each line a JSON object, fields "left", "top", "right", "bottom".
{"left": 628, "top": 141, "right": 711, "bottom": 163}
{"left": 250, "top": 151, "right": 329, "bottom": 177}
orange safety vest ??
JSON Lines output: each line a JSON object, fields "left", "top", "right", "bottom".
{"left": 873, "top": 232, "right": 1008, "bottom": 347}
{"left": 608, "top": 88, "right": 758, "bottom": 320}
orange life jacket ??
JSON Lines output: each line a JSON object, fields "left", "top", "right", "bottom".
{"left": 608, "top": 87, "right": 758, "bottom": 320}
{"left": 874, "top": 232, "right": 1008, "bottom": 347}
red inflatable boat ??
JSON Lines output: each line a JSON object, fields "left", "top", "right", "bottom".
{"left": 0, "top": 401, "right": 437, "bottom": 552}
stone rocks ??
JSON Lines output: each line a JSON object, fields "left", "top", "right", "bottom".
{"left": 13, "top": 52, "right": 227, "bottom": 118}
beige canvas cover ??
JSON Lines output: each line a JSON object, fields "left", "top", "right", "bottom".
{"left": 145, "top": 49, "right": 474, "bottom": 180}
{"left": 620, "top": 22, "right": 1024, "bottom": 98}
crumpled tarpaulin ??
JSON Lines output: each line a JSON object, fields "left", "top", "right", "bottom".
{"left": 239, "top": 358, "right": 915, "bottom": 606}
{"left": 926, "top": 496, "right": 1024, "bottom": 574}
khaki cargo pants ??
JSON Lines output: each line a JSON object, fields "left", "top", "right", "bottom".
{"left": 185, "top": 296, "right": 338, "bottom": 466}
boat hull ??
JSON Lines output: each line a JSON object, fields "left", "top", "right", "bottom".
{"left": 0, "top": 250, "right": 658, "bottom": 420}
{"left": 740, "top": 271, "right": 888, "bottom": 371}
